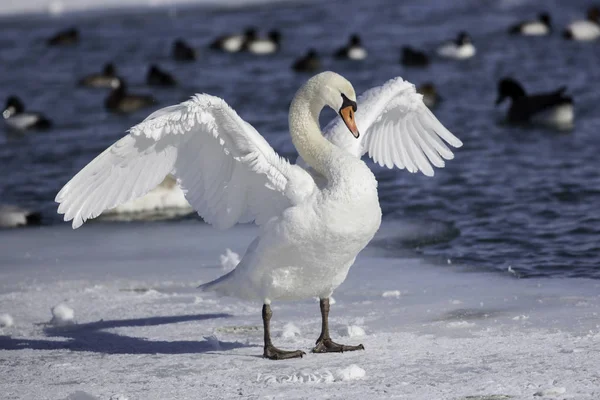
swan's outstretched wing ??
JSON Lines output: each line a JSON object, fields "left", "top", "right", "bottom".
{"left": 323, "top": 77, "right": 462, "bottom": 177}
{"left": 56, "top": 94, "right": 315, "bottom": 229}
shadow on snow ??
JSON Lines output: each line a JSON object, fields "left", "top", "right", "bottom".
{"left": 0, "top": 313, "right": 257, "bottom": 354}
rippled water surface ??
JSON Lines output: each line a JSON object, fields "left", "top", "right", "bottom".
{"left": 1, "top": 0, "right": 599, "bottom": 278}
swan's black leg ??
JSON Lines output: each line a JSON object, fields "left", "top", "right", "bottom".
{"left": 262, "top": 304, "right": 305, "bottom": 360}
{"left": 312, "top": 297, "right": 364, "bottom": 353}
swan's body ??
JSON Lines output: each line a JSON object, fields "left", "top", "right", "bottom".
{"left": 56, "top": 72, "right": 461, "bottom": 359}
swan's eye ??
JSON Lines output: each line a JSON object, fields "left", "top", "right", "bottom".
{"left": 340, "top": 93, "right": 357, "bottom": 112}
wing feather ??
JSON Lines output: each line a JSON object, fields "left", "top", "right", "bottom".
{"left": 323, "top": 76, "right": 462, "bottom": 176}
{"left": 56, "top": 94, "right": 315, "bottom": 229}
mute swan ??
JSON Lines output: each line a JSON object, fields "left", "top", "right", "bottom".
{"left": 55, "top": 72, "right": 462, "bottom": 359}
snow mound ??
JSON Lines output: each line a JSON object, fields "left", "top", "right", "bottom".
{"left": 109, "top": 395, "right": 129, "bottom": 400}
{"left": 382, "top": 290, "right": 401, "bottom": 298}
{"left": 334, "top": 365, "right": 366, "bottom": 381}
{"left": 279, "top": 322, "right": 301, "bottom": 339}
{"left": 219, "top": 248, "right": 240, "bottom": 271}
{"left": 338, "top": 325, "right": 365, "bottom": 338}
{"left": 50, "top": 303, "right": 75, "bottom": 326}
{"left": 0, "top": 313, "right": 14, "bottom": 327}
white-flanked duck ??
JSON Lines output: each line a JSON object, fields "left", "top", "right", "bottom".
{"left": 509, "top": 12, "right": 552, "bottom": 36}
{"left": 292, "top": 49, "right": 320, "bottom": 72}
{"left": 210, "top": 27, "right": 257, "bottom": 53}
{"left": 563, "top": 7, "right": 600, "bottom": 41}
{"left": 244, "top": 30, "right": 281, "bottom": 55}
{"left": 78, "top": 63, "right": 119, "bottom": 88}
{"left": 436, "top": 32, "right": 476, "bottom": 60}
{"left": 417, "top": 83, "right": 441, "bottom": 109}
{"left": 496, "top": 77, "right": 574, "bottom": 128}
{"left": 334, "top": 34, "right": 367, "bottom": 60}
{"left": 3, "top": 96, "right": 52, "bottom": 131}
{"left": 0, "top": 205, "right": 42, "bottom": 228}
{"left": 172, "top": 39, "right": 196, "bottom": 61}
{"left": 146, "top": 65, "right": 177, "bottom": 87}
{"left": 100, "top": 175, "right": 192, "bottom": 221}
{"left": 105, "top": 79, "right": 156, "bottom": 114}
{"left": 56, "top": 72, "right": 461, "bottom": 359}
{"left": 47, "top": 27, "right": 79, "bottom": 46}
{"left": 401, "top": 46, "right": 430, "bottom": 67}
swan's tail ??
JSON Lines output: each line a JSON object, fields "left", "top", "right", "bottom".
{"left": 198, "top": 270, "right": 236, "bottom": 295}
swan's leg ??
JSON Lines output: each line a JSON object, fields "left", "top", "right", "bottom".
{"left": 312, "top": 297, "right": 364, "bottom": 353}
{"left": 262, "top": 304, "right": 305, "bottom": 360}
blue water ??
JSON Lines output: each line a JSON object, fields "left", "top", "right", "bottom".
{"left": 1, "top": 0, "right": 599, "bottom": 278}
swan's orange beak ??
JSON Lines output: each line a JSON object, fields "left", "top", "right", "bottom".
{"left": 339, "top": 105, "right": 359, "bottom": 139}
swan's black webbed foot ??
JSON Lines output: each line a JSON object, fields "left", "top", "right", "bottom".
{"left": 264, "top": 345, "right": 306, "bottom": 360}
{"left": 312, "top": 337, "right": 364, "bottom": 353}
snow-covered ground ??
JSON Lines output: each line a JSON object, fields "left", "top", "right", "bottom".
{"left": 0, "top": 221, "right": 599, "bottom": 399}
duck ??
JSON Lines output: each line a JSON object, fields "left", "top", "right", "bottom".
{"left": 292, "top": 49, "right": 320, "bottom": 72}
{"left": 3, "top": 96, "right": 52, "bottom": 131}
{"left": 172, "top": 39, "right": 196, "bottom": 61}
{"left": 495, "top": 77, "right": 574, "bottom": 127}
{"left": 105, "top": 79, "right": 156, "bottom": 114}
{"left": 417, "top": 83, "right": 441, "bottom": 109}
{"left": 563, "top": 7, "right": 600, "bottom": 41}
{"left": 55, "top": 71, "right": 461, "bottom": 359}
{"left": 509, "top": 12, "right": 552, "bottom": 36}
{"left": 210, "top": 27, "right": 257, "bottom": 53}
{"left": 146, "top": 65, "right": 177, "bottom": 87}
{"left": 243, "top": 30, "right": 281, "bottom": 55}
{"left": 78, "top": 63, "right": 119, "bottom": 88}
{"left": 334, "top": 34, "right": 367, "bottom": 60}
{"left": 47, "top": 27, "right": 79, "bottom": 46}
{"left": 436, "top": 32, "right": 476, "bottom": 60}
{"left": 100, "top": 175, "right": 192, "bottom": 220}
{"left": 0, "top": 205, "right": 42, "bottom": 228}
{"left": 401, "top": 46, "right": 430, "bottom": 67}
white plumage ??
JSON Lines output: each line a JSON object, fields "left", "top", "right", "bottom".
{"left": 321, "top": 77, "right": 462, "bottom": 177}
{"left": 565, "top": 20, "right": 600, "bottom": 41}
{"left": 56, "top": 72, "right": 462, "bottom": 358}
{"left": 56, "top": 73, "right": 461, "bottom": 303}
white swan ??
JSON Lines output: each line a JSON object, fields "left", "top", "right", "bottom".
{"left": 55, "top": 72, "right": 462, "bottom": 359}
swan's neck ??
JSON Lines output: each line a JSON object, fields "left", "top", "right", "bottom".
{"left": 289, "top": 83, "right": 336, "bottom": 177}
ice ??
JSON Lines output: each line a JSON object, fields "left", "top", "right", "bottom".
{"left": 219, "top": 248, "right": 240, "bottom": 271}
{"left": 0, "top": 313, "right": 14, "bottom": 328}
{"left": 50, "top": 303, "right": 75, "bottom": 326}
{"left": 1, "top": 221, "right": 599, "bottom": 399}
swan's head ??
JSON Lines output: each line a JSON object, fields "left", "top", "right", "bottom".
{"left": 314, "top": 71, "right": 359, "bottom": 138}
